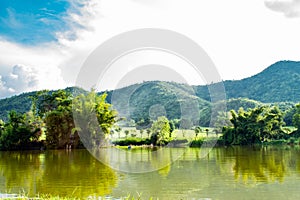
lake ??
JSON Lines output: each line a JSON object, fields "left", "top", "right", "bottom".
{"left": 1, "top": 146, "right": 300, "bottom": 199}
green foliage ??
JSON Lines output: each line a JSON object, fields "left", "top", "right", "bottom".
{"left": 190, "top": 138, "right": 204, "bottom": 147}
{"left": 105, "top": 81, "right": 210, "bottom": 127}
{"left": 42, "top": 90, "right": 79, "bottom": 149}
{"left": 0, "top": 91, "right": 36, "bottom": 121}
{"left": 150, "top": 116, "right": 172, "bottom": 146}
{"left": 292, "top": 104, "right": 300, "bottom": 129}
{"left": 73, "top": 90, "right": 118, "bottom": 148}
{"left": 194, "top": 126, "right": 201, "bottom": 138}
{"left": 113, "top": 137, "right": 151, "bottom": 146}
{"left": 284, "top": 105, "right": 297, "bottom": 126}
{"left": 213, "top": 111, "right": 232, "bottom": 131}
{"left": 195, "top": 61, "right": 300, "bottom": 103}
{"left": 0, "top": 88, "right": 118, "bottom": 150}
{"left": 0, "top": 110, "right": 41, "bottom": 150}
{"left": 222, "top": 106, "right": 287, "bottom": 145}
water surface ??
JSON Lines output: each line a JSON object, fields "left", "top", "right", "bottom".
{"left": 0, "top": 146, "right": 300, "bottom": 199}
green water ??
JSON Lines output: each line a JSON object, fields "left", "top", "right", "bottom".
{"left": 1, "top": 146, "right": 300, "bottom": 199}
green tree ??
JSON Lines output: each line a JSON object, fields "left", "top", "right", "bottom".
{"left": 214, "top": 111, "right": 232, "bottom": 132}
{"left": 150, "top": 116, "right": 171, "bottom": 146}
{"left": 146, "top": 128, "right": 151, "bottom": 138}
{"left": 205, "top": 128, "right": 209, "bottom": 137}
{"left": 124, "top": 130, "right": 129, "bottom": 138}
{"left": 43, "top": 90, "right": 78, "bottom": 149}
{"left": 293, "top": 104, "right": 300, "bottom": 132}
{"left": 222, "top": 106, "right": 286, "bottom": 145}
{"left": 73, "top": 90, "right": 118, "bottom": 148}
{"left": 194, "top": 126, "right": 201, "bottom": 138}
{"left": 169, "top": 120, "right": 175, "bottom": 133}
{"left": 0, "top": 111, "right": 39, "bottom": 150}
{"left": 140, "top": 129, "right": 144, "bottom": 138}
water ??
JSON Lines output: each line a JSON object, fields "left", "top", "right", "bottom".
{"left": 0, "top": 146, "right": 300, "bottom": 199}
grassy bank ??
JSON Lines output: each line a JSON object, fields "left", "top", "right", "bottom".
{"left": 0, "top": 193, "right": 155, "bottom": 200}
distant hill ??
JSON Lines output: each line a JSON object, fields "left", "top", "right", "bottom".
{"left": 195, "top": 61, "right": 300, "bottom": 103}
{"left": 0, "top": 60, "right": 299, "bottom": 125}
{"left": 0, "top": 91, "right": 36, "bottom": 121}
{"left": 105, "top": 81, "right": 211, "bottom": 125}
{"left": 0, "top": 87, "right": 85, "bottom": 121}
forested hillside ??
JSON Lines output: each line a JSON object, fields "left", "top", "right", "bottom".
{"left": 195, "top": 61, "right": 300, "bottom": 102}
{"left": 1, "top": 60, "right": 300, "bottom": 125}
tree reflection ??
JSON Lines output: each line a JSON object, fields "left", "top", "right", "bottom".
{"left": 0, "top": 150, "right": 118, "bottom": 198}
{"left": 215, "top": 146, "right": 288, "bottom": 183}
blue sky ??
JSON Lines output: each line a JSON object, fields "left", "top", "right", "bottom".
{"left": 0, "top": 0, "right": 300, "bottom": 99}
{"left": 0, "top": 0, "right": 75, "bottom": 45}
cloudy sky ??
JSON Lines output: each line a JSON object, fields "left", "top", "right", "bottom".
{"left": 0, "top": 0, "right": 300, "bottom": 98}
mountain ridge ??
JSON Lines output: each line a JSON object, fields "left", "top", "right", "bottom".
{"left": 1, "top": 60, "right": 300, "bottom": 123}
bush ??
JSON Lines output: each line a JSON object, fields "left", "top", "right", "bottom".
{"left": 190, "top": 138, "right": 204, "bottom": 147}
{"left": 112, "top": 137, "right": 151, "bottom": 146}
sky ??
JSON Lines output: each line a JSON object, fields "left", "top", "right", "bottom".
{"left": 0, "top": 0, "right": 300, "bottom": 98}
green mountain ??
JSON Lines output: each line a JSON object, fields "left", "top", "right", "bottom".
{"left": 0, "top": 87, "right": 85, "bottom": 121}
{"left": 0, "top": 60, "right": 299, "bottom": 125}
{"left": 195, "top": 60, "right": 300, "bottom": 103}
{"left": 105, "top": 81, "right": 211, "bottom": 126}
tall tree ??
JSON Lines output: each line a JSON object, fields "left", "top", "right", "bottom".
{"left": 150, "top": 116, "right": 171, "bottom": 146}
{"left": 73, "top": 91, "right": 118, "bottom": 148}
{"left": 222, "top": 106, "right": 286, "bottom": 145}
{"left": 293, "top": 103, "right": 300, "bottom": 133}
{"left": 43, "top": 90, "right": 77, "bottom": 149}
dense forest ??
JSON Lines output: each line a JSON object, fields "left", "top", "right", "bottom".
{"left": 0, "top": 90, "right": 118, "bottom": 150}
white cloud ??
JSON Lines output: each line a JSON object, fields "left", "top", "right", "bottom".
{"left": 0, "top": 65, "right": 38, "bottom": 98}
{"left": 265, "top": 0, "right": 300, "bottom": 17}
{"left": 0, "top": 40, "right": 71, "bottom": 100}
{"left": 59, "top": 0, "right": 300, "bottom": 84}
{"left": 1, "top": 0, "right": 300, "bottom": 99}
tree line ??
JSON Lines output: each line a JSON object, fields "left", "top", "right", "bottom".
{"left": 221, "top": 104, "right": 300, "bottom": 145}
{"left": 0, "top": 89, "right": 118, "bottom": 150}
{"left": 1, "top": 88, "right": 300, "bottom": 150}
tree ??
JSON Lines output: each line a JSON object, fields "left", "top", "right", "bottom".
{"left": 115, "top": 127, "right": 122, "bottom": 138}
{"left": 222, "top": 106, "right": 286, "bottom": 145}
{"left": 73, "top": 90, "right": 118, "bottom": 148}
{"left": 124, "top": 130, "right": 129, "bottom": 139}
{"left": 150, "top": 116, "right": 171, "bottom": 146}
{"left": 0, "top": 111, "right": 39, "bottom": 150}
{"left": 43, "top": 90, "right": 77, "bottom": 149}
{"left": 214, "top": 111, "right": 232, "bottom": 132}
{"left": 169, "top": 120, "right": 175, "bottom": 133}
{"left": 194, "top": 126, "right": 201, "bottom": 138}
{"left": 293, "top": 104, "right": 300, "bottom": 131}
{"left": 146, "top": 129, "right": 151, "bottom": 138}
{"left": 205, "top": 129, "right": 209, "bottom": 137}
{"left": 140, "top": 129, "right": 144, "bottom": 138}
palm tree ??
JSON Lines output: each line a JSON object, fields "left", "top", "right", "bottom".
{"left": 205, "top": 129, "right": 209, "bottom": 137}
{"left": 125, "top": 130, "right": 129, "bottom": 138}
{"left": 194, "top": 126, "right": 201, "bottom": 138}
{"left": 140, "top": 129, "right": 144, "bottom": 138}
{"left": 146, "top": 129, "right": 151, "bottom": 138}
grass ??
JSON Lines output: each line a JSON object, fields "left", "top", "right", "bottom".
{"left": 0, "top": 193, "right": 156, "bottom": 200}
{"left": 111, "top": 127, "right": 220, "bottom": 141}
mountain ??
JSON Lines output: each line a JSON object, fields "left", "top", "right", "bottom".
{"left": 0, "top": 87, "right": 85, "bottom": 121}
{"left": 105, "top": 81, "right": 211, "bottom": 125}
{"left": 0, "top": 91, "right": 36, "bottom": 121}
{"left": 194, "top": 61, "right": 300, "bottom": 103}
{"left": 0, "top": 60, "right": 299, "bottom": 124}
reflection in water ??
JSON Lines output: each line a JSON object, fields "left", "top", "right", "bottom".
{"left": 215, "top": 146, "right": 292, "bottom": 183}
{"left": 0, "top": 150, "right": 117, "bottom": 198}
{"left": 0, "top": 147, "right": 300, "bottom": 199}
{"left": 90, "top": 147, "right": 188, "bottom": 173}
